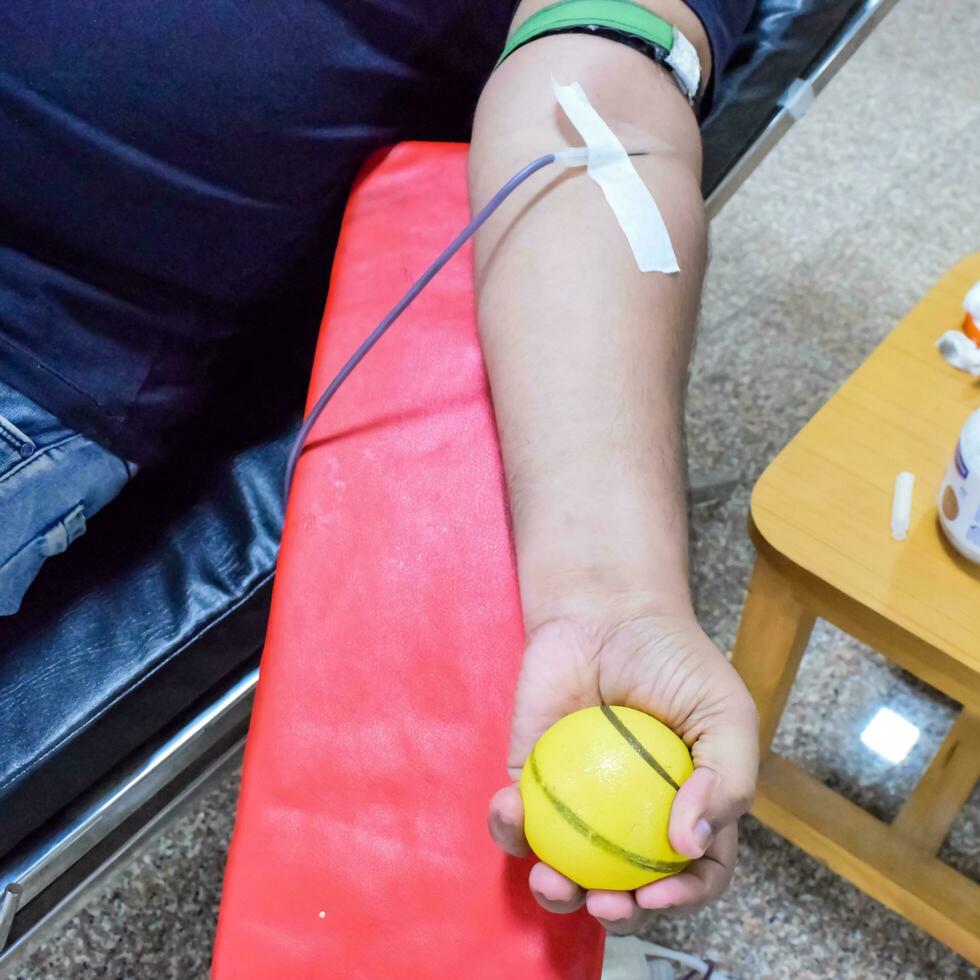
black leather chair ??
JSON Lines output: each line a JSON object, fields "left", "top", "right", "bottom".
{"left": 0, "top": 0, "right": 900, "bottom": 964}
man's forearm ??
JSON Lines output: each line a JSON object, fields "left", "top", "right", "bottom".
{"left": 469, "top": 12, "right": 709, "bottom": 627}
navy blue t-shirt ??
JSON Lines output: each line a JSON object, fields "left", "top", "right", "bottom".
{"left": 0, "top": 1, "right": 751, "bottom": 464}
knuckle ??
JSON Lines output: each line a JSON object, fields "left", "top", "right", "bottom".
{"left": 729, "top": 783, "right": 755, "bottom": 817}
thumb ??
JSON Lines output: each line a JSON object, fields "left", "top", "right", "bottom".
{"left": 668, "top": 703, "right": 759, "bottom": 859}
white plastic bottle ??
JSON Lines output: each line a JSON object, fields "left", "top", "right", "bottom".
{"left": 938, "top": 407, "right": 980, "bottom": 563}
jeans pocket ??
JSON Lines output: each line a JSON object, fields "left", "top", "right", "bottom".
{"left": 0, "top": 504, "right": 86, "bottom": 616}
{"left": 0, "top": 379, "right": 79, "bottom": 479}
{"left": 0, "top": 411, "right": 37, "bottom": 476}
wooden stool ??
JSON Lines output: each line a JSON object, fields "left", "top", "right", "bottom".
{"left": 732, "top": 255, "right": 980, "bottom": 964}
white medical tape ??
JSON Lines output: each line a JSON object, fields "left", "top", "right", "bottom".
{"left": 552, "top": 77, "right": 679, "bottom": 274}
{"left": 664, "top": 29, "right": 701, "bottom": 102}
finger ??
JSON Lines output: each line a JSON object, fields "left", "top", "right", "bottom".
{"left": 585, "top": 890, "right": 644, "bottom": 935}
{"left": 488, "top": 786, "right": 531, "bottom": 857}
{"left": 669, "top": 699, "right": 758, "bottom": 858}
{"left": 528, "top": 862, "right": 586, "bottom": 914}
{"left": 636, "top": 822, "right": 738, "bottom": 914}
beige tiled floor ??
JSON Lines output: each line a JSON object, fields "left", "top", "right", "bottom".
{"left": 14, "top": 0, "right": 980, "bottom": 976}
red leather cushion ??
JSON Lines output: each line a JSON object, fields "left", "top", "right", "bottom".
{"left": 212, "top": 142, "right": 604, "bottom": 979}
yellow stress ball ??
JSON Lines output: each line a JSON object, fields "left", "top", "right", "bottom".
{"left": 520, "top": 705, "right": 694, "bottom": 891}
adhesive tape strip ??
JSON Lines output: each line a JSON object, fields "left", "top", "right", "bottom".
{"left": 552, "top": 77, "right": 679, "bottom": 274}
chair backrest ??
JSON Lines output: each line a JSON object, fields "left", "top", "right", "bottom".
{"left": 703, "top": 0, "right": 896, "bottom": 204}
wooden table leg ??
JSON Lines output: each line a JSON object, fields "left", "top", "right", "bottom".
{"left": 732, "top": 551, "right": 980, "bottom": 964}
{"left": 892, "top": 707, "right": 980, "bottom": 854}
{"left": 732, "top": 552, "right": 816, "bottom": 755}
{"left": 754, "top": 753, "right": 980, "bottom": 966}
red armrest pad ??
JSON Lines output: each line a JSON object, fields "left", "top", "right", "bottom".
{"left": 212, "top": 143, "right": 603, "bottom": 979}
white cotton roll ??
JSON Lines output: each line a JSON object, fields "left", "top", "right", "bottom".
{"left": 891, "top": 471, "right": 915, "bottom": 541}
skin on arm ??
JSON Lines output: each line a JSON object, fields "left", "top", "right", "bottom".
{"left": 468, "top": 0, "right": 758, "bottom": 933}
{"left": 471, "top": 0, "right": 709, "bottom": 620}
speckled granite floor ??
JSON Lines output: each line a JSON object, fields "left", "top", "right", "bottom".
{"left": 13, "top": 0, "right": 980, "bottom": 977}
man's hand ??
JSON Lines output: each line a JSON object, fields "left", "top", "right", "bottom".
{"left": 487, "top": 599, "right": 757, "bottom": 934}
{"left": 469, "top": 0, "right": 756, "bottom": 929}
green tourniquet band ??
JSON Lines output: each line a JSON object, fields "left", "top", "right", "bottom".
{"left": 497, "top": 0, "right": 675, "bottom": 67}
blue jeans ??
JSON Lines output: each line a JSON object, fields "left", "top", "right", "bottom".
{"left": 0, "top": 379, "right": 135, "bottom": 615}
